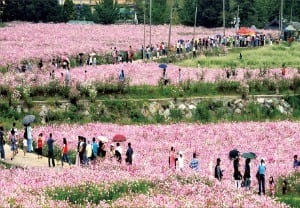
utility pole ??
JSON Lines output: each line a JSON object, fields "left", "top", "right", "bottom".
{"left": 149, "top": 0, "right": 152, "bottom": 48}
{"left": 280, "top": 0, "right": 283, "bottom": 36}
{"left": 193, "top": 5, "right": 197, "bottom": 40}
{"left": 167, "top": 0, "right": 174, "bottom": 61}
{"left": 143, "top": 2, "right": 146, "bottom": 62}
{"left": 290, "top": 0, "right": 293, "bottom": 22}
{"left": 236, "top": 5, "right": 239, "bottom": 31}
{"left": 223, "top": 0, "right": 225, "bottom": 36}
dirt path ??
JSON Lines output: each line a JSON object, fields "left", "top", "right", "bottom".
{"left": 2, "top": 144, "right": 65, "bottom": 168}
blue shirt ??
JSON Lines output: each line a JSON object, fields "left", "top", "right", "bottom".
{"left": 189, "top": 158, "right": 199, "bottom": 171}
{"left": 258, "top": 163, "right": 266, "bottom": 175}
{"left": 92, "top": 142, "right": 98, "bottom": 155}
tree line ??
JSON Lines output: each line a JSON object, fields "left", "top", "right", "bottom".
{"left": 1, "top": 0, "right": 300, "bottom": 28}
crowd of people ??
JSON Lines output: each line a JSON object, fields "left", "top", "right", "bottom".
{"left": 1, "top": 120, "right": 299, "bottom": 198}
{"left": 168, "top": 146, "right": 299, "bottom": 196}
{"left": 0, "top": 123, "right": 135, "bottom": 169}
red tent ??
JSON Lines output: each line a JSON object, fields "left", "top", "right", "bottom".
{"left": 237, "top": 27, "right": 256, "bottom": 36}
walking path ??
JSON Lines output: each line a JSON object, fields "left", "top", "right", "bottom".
{"left": 2, "top": 144, "right": 64, "bottom": 168}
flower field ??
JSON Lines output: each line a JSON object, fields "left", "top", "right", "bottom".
{"left": 0, "top": 22, "right": 276, "bottom": 66}
{"left": 1, "top": 121, "right": 298, "bottom": 207}
{"left": 1, "top": 62, "right": 299, "bottom": 87}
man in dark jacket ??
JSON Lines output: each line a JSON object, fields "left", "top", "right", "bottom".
{"left": 0, "top": 126, "right": 5, "bottom": 160}
{"left": 125, "top": 142, "right": 133, "bottom": 165}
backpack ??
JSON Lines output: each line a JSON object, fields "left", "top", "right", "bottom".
{"left": 23, "top": 127, "right": 27, "bottom": 139}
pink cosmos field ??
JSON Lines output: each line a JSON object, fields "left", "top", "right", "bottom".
{"left": 1, "top": 62, "right": 299, "bottom": 87}
{"left": 0, "top": 22, "right": 276, "bottom": 66}
{"left": 0, "top": 121, "right": 298, "bottom": 207}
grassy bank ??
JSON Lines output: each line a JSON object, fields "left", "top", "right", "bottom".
{"left": 178, "top": 42, "right": 300, "bottom": 69}
{"left": 276, "top": 172, "right": 300, "bottom": 208}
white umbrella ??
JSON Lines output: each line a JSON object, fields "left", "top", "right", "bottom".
{"left": 97, "top": 136, "right": 108, "bottom": 143}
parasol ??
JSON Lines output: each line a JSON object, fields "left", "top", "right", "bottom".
{"left": 23, "top": 115, "right": 35, "bottom": 126}
{"left": 97, "top": 136, "right": 109, "bottom": 143}
{"left": 112, "top": 134, "right": 126, "bottom": 142}
{"left": 158, "top": 63, "right": 167, "bottom": 69}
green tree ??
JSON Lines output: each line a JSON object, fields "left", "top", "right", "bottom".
{"left": 197, "top": 0, "right": 223, "bottom": 28}
{"left": 62, "top": 0, "right": 76, "bottom": 22}
{"left": 3, "top": 0, "right": 62, "bottom": 23}
{"left": 32, "top": 0, "right": 61, "bottom": 22}
{"left": 178, "top": 0, "right": 197, "bottom": 26}
{"left": 254, "top": 0, "right": 279, "bottom": 28}
{"left": 2, "top": 0, "right": 23, "bottom": 21}
{"left": 77, "top": 4, "right": 93, "bottom": 21}
{"left": 134, "top": 0, "right": 169, "bottom": 25}
{"left": 151, "top": 0, "right": 169, "bottom": 24}
{"left": 93, "top": 0, "right": 118, "bottom": 24}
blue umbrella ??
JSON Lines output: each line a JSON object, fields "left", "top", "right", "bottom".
{"left": 23, "top": 115, "right": 35, "bottom": 126}
{"left": 159, "top": 63, "right": 167, "bottom": 69}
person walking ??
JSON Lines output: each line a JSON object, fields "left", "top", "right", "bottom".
{"left": 0, "top": 126, "right": 5, "bottom": 160}
{"left": 91, "top": 137, "right": 98, "bottom": 161}
{"left": 189, "top": 152, "right": 199, "bottom": 172}
{"left": 47, "top": 133, "right": 55, "bottom": 167}
{"left": 37, "top": 133, "right": 43, "bottom": 159}
{"left": 177, "top": 151, "right": 184, "bottom": 172}
{"left": 258, "top": 159, "right": 267, "bottom": 195}
{"left": 10, "top": 122, "right": 19, "bottom": 154}
{"left": 293, "top": 155, "right": 299, "bottom": 170}
{"left": 61, "top": 138, "right": 70, "bottom": 167}
{"left": 22, "top": 138, "right": 27, "bottom": 156}
{"left": 215, "top": 158, "right": 223, "bottom": 181}
{"left": 169, "top": 147, "right": 176, "bottom": 171}
{"left": 26, "top": 123, "right": 33, "bottom": 152}
{"left": 233, "top": 156, "right": 243, "bottom": 188}
{"left": 115, "top": 142, "right": 122, "bottom": 163}
{"left": 125, "top": 142, "right": 134, "bottom": 165}
{"left": 244, "top": 158, "right": 251, "bottom": 190}
{"left": 10, "top": 130, "right": 18, "bottom": 160}
{"left": 269, "top": 176, "right": 275, "bottom": 197}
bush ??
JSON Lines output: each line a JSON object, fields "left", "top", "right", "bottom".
{"left": 216, "top": 81, "right": 240, "bottom": 94}
{"left": 194, "top": 102, "right": 212, "bottom": 123}
{"left": 170, "top": 109, "right": 183, "bottom": 121}
{"left": 47, "top": 180, "right": 155, "bottom": 205}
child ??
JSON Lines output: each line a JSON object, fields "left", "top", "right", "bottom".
{"left": 269, "top": 176, "right": 275, "bottom": 197}
{"left": 23, "top": 138, "right": 27, "bottom": 156}
{"left": 282, "top": 177, "right": 288, "bottom": 195}
{"left": 293, "top": 155, "right": 299, "bottom": 170}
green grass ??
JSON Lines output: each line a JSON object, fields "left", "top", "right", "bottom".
{"left": 47, "top": 180, "right": 155, "bottom": 205}
{"left": 279, "top": 195, "right": 300, "bottom": 208}
{"left": 178, "top": 42, "right": 300, "bottom": 69}
{"left": 276, "top": 172, "right": 300, "bottom": 208}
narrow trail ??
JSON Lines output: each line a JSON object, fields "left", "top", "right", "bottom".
{"left": 2, "top": 144, "right": 66, "bottom": 168}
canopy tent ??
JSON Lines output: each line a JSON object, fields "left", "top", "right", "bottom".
{"left": 284, "top": 25, "right": 296, "bottom": 32}
{"left": 237, "top": 27, "right": 256, "bottom": 36}
{"left": 250, "top": 25, "right": 260, "bottom": 33}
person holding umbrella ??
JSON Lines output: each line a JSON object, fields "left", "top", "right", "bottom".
{"left": 244, "top": 158, "right": 251, "bottom": 190}
{"left": 26, "top": 123, "right": 33, "bottom": 153}
{"left": 22, "top": 115, "right": 35, "bottom": 153}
